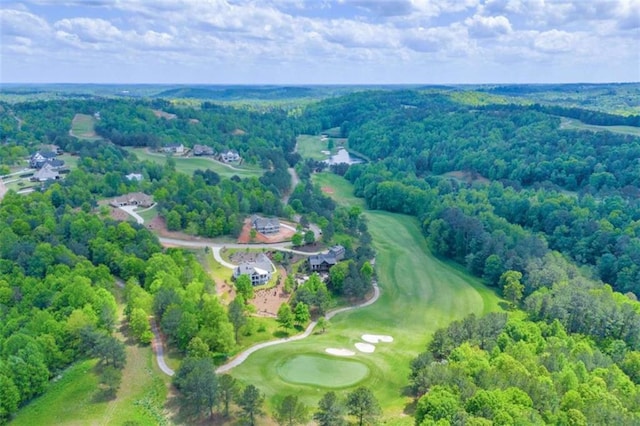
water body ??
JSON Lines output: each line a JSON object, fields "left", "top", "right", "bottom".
{"left": 325, "top": 148, "right": 364, "bottom": 165}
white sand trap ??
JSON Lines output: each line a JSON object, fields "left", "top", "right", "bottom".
{"left": 355, "top": 342, "right": 375, "bottom": 353}
{"left": 361, "top": 334, "right": 394, "bottom": 344}
{"left": 326, "top": 348, "right": 356, "bottom": 356}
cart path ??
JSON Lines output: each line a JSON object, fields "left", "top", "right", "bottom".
{"left": 150, "top": 319, "right": 174, "bottom": 376}
{"left": 215, "top": 280, "right": 379, "bottom": 374}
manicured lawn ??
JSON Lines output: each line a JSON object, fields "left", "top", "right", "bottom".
{"left": 277, "top": 354, "right": 370, "bottom": 387}
{"left": 127, "top": 148, "right": 263, "bottom": 179}
{"left": 230, "top": 173, "right": 502, "bottom": 420}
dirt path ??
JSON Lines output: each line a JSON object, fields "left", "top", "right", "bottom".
{"left": 215, "top": 280, "right": 380, "bottom": 374}
{"left": 282, "top": 167, "right": 300, "bottom": 204}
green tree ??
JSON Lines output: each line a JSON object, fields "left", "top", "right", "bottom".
{"left": 237, "top": 384, "right": 264, "bottom": 426}
{"left": 186, "top": 337, "right": 210, "bottom": 359}
{"left": 317, "top": 316, "right": 328, "bottom": 333}
{"left": 235, "top": 275, "right": 255, "bottom": 301}
{"left": 228, "top": 295, "right": 248, "bottom": 343}
{"left": 0, "top": 373, "right": 20, "bottom": 422}
{"left": 415, "top": 385, "right": 460, "bottom": 424}
{"left": 500, "top": 270, "right": 524, "bottom": 306}
{"left": 277, "top": 303, "right": 294, "bottom": 330}
{"left": 173, "top": 357, "right": 219, "bottom": 419}
{"left": 218, "top": 374, "right": 240, "bottom": 417}
{"left": 274, "top": 394, "right": 310, "bottom": 426}
{"left": 99, "top": 365, "right": 122, "bottom": 398}
{"left": 314, "top": 391, "right": 346, "bottom": 426}
{"left": 294, "top": 302, "right": 310, "bottom": 327}
{"left": 94, "top": 334, "right": 126, "bottom": 368}
{"left": 129, "top": 308, "right": 153, "bottom": 344}
{"left": 292, "top": 232, "right": 303, "bottom": 247}
{"left": 304, "top": 230, "right": 315, "bottom": 245}
{"left": 346, "top": 387, "right": 381, "bottom": 426}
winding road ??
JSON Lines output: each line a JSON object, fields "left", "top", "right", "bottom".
{"left": 150, "top": 319, "right": 175, "bottom": 376}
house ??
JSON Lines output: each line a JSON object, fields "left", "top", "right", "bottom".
{"left": 308, "top": 245, "right": 345, "bottom": 272}
{"left": 161, "top": 143, "right": 185, "bottom": 154}
{"left": 29, "top": 151, "right": 58, "bottom": 168}
{"left": 220, "top": 150, "right": 240, "bottom": 163}
{"left": 193, "top": 144, "right": 214, "bottom": 156}
{"left": 125, "top": 173, "right": 143, "bottom": 181}
{"left": 109, "top": 192, "right": 154, "bottom": 208}
{"left": 251, "top": 215, "right": 280, "bottom": 235}
{"left": 31, "top": 163, "right": 59, "bottom": 182}
{"left": 233, "top": 254, "right": 274, "bottom": 286}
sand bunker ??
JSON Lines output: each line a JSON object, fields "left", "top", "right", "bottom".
{"left": 326, "top": 348, "right": 356, "bottom": 356}
{"left": 355, "top": 342, "right": 375, "bottom": 353}
{"left": 361, "top": 334, "right": 394, "bottom": 344}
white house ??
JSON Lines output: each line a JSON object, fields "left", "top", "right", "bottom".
{"left": 233, "top": 253, "right": 274, "bottom": 286}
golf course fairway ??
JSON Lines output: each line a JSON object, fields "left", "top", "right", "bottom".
{"left": 230, "top": 173, "right": 502, "bottom": 420}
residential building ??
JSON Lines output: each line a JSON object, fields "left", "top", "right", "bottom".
{"left": 233, "top": 254, "right": 274, "bottom": 286}
{"left": 251, "top": 215, "right": 280, "bottom": 235}
{"left": 31, "top": 163, "right": 59, "bottom": 182}
{"left": 220, "top": 150, "right": 240, "bottom": 162}
{"left": 193, "top": 144, "right": 214, "bottom": 156}
{"left": 29, "top": 151, "right": 58, "bottom": 168}
{"left": 109, "top": 192, "right": 154, "bottom": 208}
{"left": 308, "top": 245, "right": 346, "bottom": 272}
{"left": 161, "top": 143, "right": 185, "bottom": 154}
{"left": 125, "top": 173, "right": 143, "bottom": 181}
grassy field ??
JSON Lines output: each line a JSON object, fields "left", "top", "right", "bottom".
{"left": 230, "top": 173, "right": 502, "bottom": 420}
{"left": 560, "top": 117, "right": 640, "bottom": 136}
{"left": 127, "top": 148, "right": 263, "bottom": 179}
{"left": 70, "top": 113, "right": 101, "bottom": 141}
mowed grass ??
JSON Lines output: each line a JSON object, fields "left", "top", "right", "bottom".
{"left": 230, "top": 173, "right": 502, "bottom": 419}
{"left": 560, "top": 117, "right": 640, "bottom": 136}
{"left": 296, "top": 134, "right": 332, "bottom": 160}
{"left": 127, "top": 147, "right": 263, "bottom": 179}
{"left": 71, "top": 113, "right": 101, "bottom": 140}
{"left": 277, "top": 354, "right": 370, "bottom": 387}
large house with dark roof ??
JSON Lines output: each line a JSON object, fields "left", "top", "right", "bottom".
{"left": 251, "top": 215, "right": 280, "bottom": 235}
{"left": 233, "top": 253, "right": 274, "bottom": 286}
{"left": 308, "top": 245, "right": 345, "bottom": 272}
{"left": 109, "top": 192, "right": 154, "bottom": 208}
{"left": 30, "top": 151, "right": 60, "bottom": 169}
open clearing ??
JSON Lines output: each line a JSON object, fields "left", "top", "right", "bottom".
{"left": 230, "top": 173, "right": 502, "bottom": 419}
{"left": 296, "top": 134, "right": 335, "bottom": 160}
{"left": 127, "top": 147, "right": 263, "bottom": 179}
{"left": 277, "top": 354, "right": 369, "bottom": 388}
{"left": 70, "top": 113, "right": 101, "bottom": 140}
{"left": 560, "top": 117, "right": 640, "bottom": 136}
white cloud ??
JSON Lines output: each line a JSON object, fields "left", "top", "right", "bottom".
{"left": 533, "top": 29, "right": 578, "bottom": 52}
{"left": 0, "top": 8, "right": 51, "bottom": 37}
{"left": 466, "top": 14, "right": 512, "bottom": 37}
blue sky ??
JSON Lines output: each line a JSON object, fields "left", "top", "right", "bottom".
{"left": 1, "top": 0, "right": 639, "bottom": 84}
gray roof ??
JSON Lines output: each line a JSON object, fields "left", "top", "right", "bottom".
{"left": 252, "top": 215, "right": 279, "bottom": 228}
{"left": 309, "top": 253, "right": 337, "bottom": 267}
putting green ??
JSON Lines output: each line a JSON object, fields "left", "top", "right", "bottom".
{"left": 277, "top": 354, "right": 369, "bottom": 388}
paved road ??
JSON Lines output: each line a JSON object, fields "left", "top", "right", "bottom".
{"left": 151, "top": 319, "right": 175, "bottom": 376}
{"left": 157, "top": 236, "right": 324, "bottom": 255}
{"left": 216, "top": 280, "right": 380, "bottom": 374}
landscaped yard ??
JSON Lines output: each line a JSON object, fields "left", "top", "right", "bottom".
{"left": 295, "top": 134, "right": 334, "bottom": 161}
{"left": 229, "top": 173, "right": 502, "bottom": 420}
{"left": 127, "top": 148, "right": 263, "bottom": 179}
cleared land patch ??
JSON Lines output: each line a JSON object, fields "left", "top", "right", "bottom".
{"left": 70, "top": 113, "right": 101, "bottom": 140}
{"left": 277, "top": 354, "right": 369, "bottom": 388}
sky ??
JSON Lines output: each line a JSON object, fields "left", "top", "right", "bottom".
{"left": 0, "top": 0, "right": 639, "bottom": 84}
